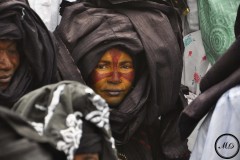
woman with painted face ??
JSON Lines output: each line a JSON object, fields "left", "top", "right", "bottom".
{"left": 89, "top": 48, "right": 135, "bottom": 108}
{"left": 55, "top": 0, "right": 190, "bottom": 159}
{"left": 0, "top": 0, "right": 59, "bottom": 108}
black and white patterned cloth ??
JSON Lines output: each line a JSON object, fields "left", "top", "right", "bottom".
{"left": 0, "top": 106, "right": 64, "bottom": 160}
{"left": 13, "top": 81, "right": 118, "bottom": 160}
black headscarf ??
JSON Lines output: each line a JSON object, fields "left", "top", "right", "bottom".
{"left": 13, "top": 81, "right": 118, "bottom": 160}
{"left": 55, "top": 0, "right": 184, "bottom": 146}
{"left": 0, "top": 0, "right": 58, "bottom": 107}
{"left": 0, "top": 106, "right": 64, "bottom": 160}
{"left": 179, "top": 4, "right": 240, "bottom": 140}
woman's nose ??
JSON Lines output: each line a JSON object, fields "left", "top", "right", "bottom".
{"left": 108, "top": 71, "right": 122, "bottom": 84}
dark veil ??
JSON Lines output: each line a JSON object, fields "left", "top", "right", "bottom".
{"left": 0, "top": 106, "right": 64, "bottom": 160}
{"left": 0, "top": 0, "right": 58, "bottom": 107}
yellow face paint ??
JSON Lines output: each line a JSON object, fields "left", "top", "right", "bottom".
{"left": 90, "top": 48, "right": 135, "bottom": 106}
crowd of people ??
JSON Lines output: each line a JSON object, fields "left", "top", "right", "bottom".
{"left": 0, "top": 0, "right": 240, "bottom": 160}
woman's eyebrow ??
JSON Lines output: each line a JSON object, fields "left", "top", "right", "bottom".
{"left": 119, "top": 60, "right": 133, "bottom": 63}
{"left": 99, "top": 60, "right": 110, "bottom": 63}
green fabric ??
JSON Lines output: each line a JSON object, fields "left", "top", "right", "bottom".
{"left": 198, "top": 0, "right": 240, "bottom": 64}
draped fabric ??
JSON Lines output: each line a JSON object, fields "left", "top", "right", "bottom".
{"left": 189, "top": 85, "right": 240, "bottom": 160}
{"left": 198, "top": 0, "right": 240, "bottom": 64}
{"left": 0, "top": 0, "right": 58, "bottom": 108}
{"left": 179, "top": 5, "right": 240, "bottom": 140}
{"left": 0, "top": 106, "right": 64, "bottom": 160}
{"left": 28, "top": 0, "right": 62, "bottom": 32}
{"left": 13, "top": 81, "right": 118, "bottom": 160}
{"left": 55, "top": 1, "right": 189, "bottom": 159}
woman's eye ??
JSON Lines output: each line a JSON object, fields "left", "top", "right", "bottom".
{"left": 97, "top": 64, "right": 108, "bottom": 69}
{"left": 121, "top": 64, "right": 132, "bottom": 69}
{"left": 122, "top": 65, "right": 129, "bottom": 69}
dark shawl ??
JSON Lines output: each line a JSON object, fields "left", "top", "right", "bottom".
{"left": 179, "top": 4, "right": 240, "bottom": 139}
{"left": 13, "top": 81, "right": 118, "bottom": 160}
{"left": 0, "top": 0, "right": 58, "bottom": 107}
{"left": 0, "top": 106, "right": 64, "bottom": 160}
{"left": 55, "top": 0, "right": 184, "bottom": 144}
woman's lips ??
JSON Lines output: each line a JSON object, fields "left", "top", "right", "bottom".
{"left": 0, "top": 75, "right": 12, "bottom": 83}
{"left": 104, "top": 90, "right": 123, "bottom": 96}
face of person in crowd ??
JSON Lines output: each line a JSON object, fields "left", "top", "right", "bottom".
{"left": 74, "top": 153, "right": 99, "bottom": 160}
{"left": 0, "top": 40, "right": 20, "bottom": 90}
{"left": 90, "top": 48, "right": 135, "bottom": 107}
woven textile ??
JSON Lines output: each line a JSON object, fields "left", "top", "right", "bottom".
{"left": 198, "top": 0, "right": 240, "bottom": 64}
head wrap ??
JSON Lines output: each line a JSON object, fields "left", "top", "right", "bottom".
{"left": 0, "top": 106, "right": 64, "bottom": 160}
{"left": 13, "top": 81, "right": 118, "bottom": 160}
{"left": 55, "top": 0, "right": 184, "bottom": 145}
{"left": 179, "top": 4, "right": 240, "bottom": 139}
{"left": 0, "top": 0, "right": 58, "bottom": 107}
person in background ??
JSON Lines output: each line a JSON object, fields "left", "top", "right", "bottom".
{"left": 55, "top": 0, "right": 190, "bottom": 159}
{"left": 27, "top": 0, "right": 63, "bottom": 32}
{"left": 0, "top": 0, "right": 59, "bottom": 108}
{"left": 0, "top": 40, "right": 20, "bottom": 91}
{"left": 179, "top": 5, "right": 240, "bottom": 159}
{"left": 13, "top": 81, "right": 118, "bottom": 160}
{"left": 0, "top": 0, "right": 83, "bottom": 108}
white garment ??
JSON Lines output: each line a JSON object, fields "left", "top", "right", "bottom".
{"left": 28, "top": 0, "right": 62, "bottom": 32}
{"left": 186, "top": 0, "right": 199, "bottom": 32}
{"left": 190, "top": 85, "right": 240, "bottom": 160}
{"left": 181, "top": 30, "right": 210, "bottom": 95}
{"left": 182, "top": 0, "right": 199, "bottom": 36}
